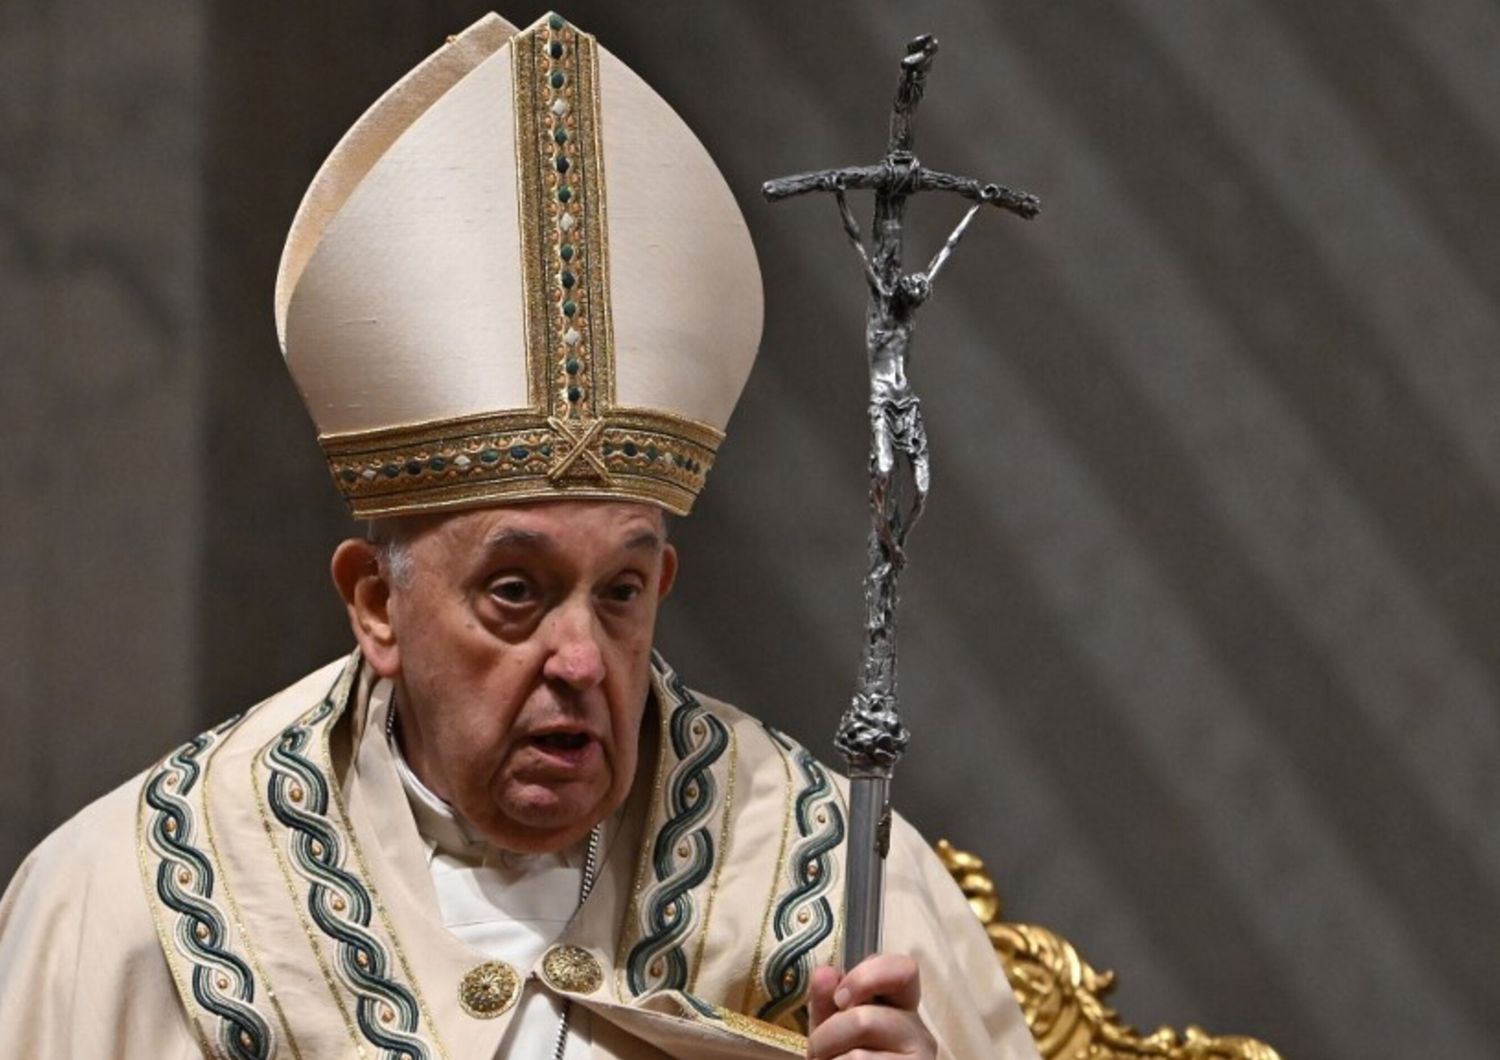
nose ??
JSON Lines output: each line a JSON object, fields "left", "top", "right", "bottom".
{"left": 541, "top": 595, "right": 607, "bottom": 691}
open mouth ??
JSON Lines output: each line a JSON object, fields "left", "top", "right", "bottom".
{"left": 533, "top": 732, "right": 590, "bottom": 752}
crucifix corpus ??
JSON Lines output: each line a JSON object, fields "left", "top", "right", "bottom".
{"left": 763, "top": 33, "right": 1040, "bottom": 970}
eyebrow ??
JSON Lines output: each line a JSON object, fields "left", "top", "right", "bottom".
{"left": 479, "top": 527, "right": 663, "bottom": 554}
{"left": 623, "top": 530, "right": 664, "bottom": 553}
{"left": 482, "top": 527, "right": 549, "bottom": 552}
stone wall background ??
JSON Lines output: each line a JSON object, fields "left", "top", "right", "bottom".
{"left": 6, "top": 2, "right": 1500, "bottom": 1057}
{"left": 1, "top": 0, "right": 205, "bottom": 900}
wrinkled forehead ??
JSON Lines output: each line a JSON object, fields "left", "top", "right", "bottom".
{"left": 394, "top": 499, "right": 668, "bottom": 558}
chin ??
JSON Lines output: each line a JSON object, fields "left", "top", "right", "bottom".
{"left": 486, "top": 818, "right": 595, "bottom": 855}
{"left": 483, "top": 790, "right": 605, "bottom": 852}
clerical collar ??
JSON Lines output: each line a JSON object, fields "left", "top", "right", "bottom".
{"left": 386, "top": 728, "right": 479, "bottom": 861}
{"left": 379, "top": 680, "right": 592, "bottom": 871}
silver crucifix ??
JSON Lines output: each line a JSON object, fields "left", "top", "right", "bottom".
{"left": 763, "top": 33, "right": 1039, "bottom": 971}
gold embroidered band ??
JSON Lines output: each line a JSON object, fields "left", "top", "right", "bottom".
{"left": 514, "top": 14, "right": 615, "bottom": 419}
{"left": 323, "top": 407, "right": 720, "bottom": 518}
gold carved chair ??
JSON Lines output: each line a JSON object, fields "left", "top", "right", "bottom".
{"left": 935, "top": 841, "right": 1283, "bottom": 1060}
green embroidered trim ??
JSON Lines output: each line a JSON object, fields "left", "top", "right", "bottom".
{"left": 260, "top": 660, "right": 436, "bottom": 1059}
{"left": 758, "top": 726, "right": 844, "bottom": 1025}
{"left": 624, "top": 655, "right": 732, "bottom": 994}
{"left": 140, "top": 714, "right": 278, "bottom": 1059}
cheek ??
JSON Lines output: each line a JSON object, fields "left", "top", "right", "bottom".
{"left": 605, "top": 660, "right": 654, "bottom": 762}
{"left": 615, "top": 623, "right": 657, "bottom": 668}
{"left": 461, "top": 657, "right": 539, "bottom": 743}
{"left": 407, "top": 643, "right": 539, "bottom": 763}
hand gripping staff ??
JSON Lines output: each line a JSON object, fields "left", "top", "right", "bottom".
{"left": 763, "top": 33, "right": 1040, "bottom": 971}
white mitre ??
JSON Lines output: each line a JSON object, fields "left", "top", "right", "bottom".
{"left": 275, "top": 11, "right": 763, "bottom": 517}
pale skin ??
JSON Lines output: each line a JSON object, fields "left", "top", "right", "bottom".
{"left": 331, "top": 499, "right": 935, "bottom": 1059}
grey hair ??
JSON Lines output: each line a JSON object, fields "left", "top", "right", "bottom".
{"left": 366, "top": 517, "right": 421, "bottom": 588}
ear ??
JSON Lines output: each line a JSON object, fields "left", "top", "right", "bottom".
{"left": 330, "top": 538, "right": 402, "bottom": 678}
{"left": 657, "top": 542, "right": 679, "bottom": 601}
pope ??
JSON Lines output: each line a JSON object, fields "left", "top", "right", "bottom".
{"left": 0, "top": 11, "right": 1041, "bottom": 1059}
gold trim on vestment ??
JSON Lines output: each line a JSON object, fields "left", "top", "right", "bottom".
{"left": 740, "top": 729, "right": 796, "bottom": 1015}
{"left": 252, "top": 717, "right": 368, "bottom": 1055}
{"left": 250, "top": 654, "right": 450, "bottom": 1059}
{"left": 615, "top": 672, "right": 675, "bottom": 1002}
{"left": 689, "top": 726, "right": 738, "bottom": 993}
{"left": 135, "top": 782, "right": 218, "bottom": 1058}
{"left": 319, "top": 676, "right": 452, "bottom": 1060}
{"left": 137, "top": 716, "right": 301, "bottom": 1059}
{"left": 145, "top": 648, "right": 829, "bottom": 1055}
{"left": 711, "top": 1006, "right": 808, "bottom": 1054}
{"left": 203, "top": 727, "right": 304, "bottom": 1058}
{"left": 826, "top": 774, "right": 851, "bottom": 969}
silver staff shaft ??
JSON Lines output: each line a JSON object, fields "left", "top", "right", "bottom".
{"left": 842, "top": 775, "right": 891, "bottom": 968}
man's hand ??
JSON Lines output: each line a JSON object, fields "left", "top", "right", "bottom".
{"left": 806, "top": 953, "right": 937, "bottom": 1059}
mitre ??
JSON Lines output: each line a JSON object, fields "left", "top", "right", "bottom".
{"left": 275, "top": 11, "right": 763, "bottom": 517}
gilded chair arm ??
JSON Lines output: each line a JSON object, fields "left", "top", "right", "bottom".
{"left": 935, "top": 840, "right": 1282, "bottom": 1060}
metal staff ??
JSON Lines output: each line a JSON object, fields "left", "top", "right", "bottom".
{"left": 763, "top": 34, "right": 1039, "bottom": 971}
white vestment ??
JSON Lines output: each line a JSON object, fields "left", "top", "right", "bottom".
{"left": 0, "top": 652, "right": 1040, "bottom": 1059}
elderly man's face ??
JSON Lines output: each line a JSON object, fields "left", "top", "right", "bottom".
{"left": 336, "top": 501, "right": 676, "bottom": 854}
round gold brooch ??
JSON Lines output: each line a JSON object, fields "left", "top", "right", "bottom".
{"left": 458, "top": 960, "right": 520, "bottom": 1018}
{"left": 541, "top": 944, "right": 603, "bottom": 994}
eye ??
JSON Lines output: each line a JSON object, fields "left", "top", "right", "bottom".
{"left": 488, "top": 576, "right": 536, "bottom": 607}
{"left": 604, "top": 579, "right": 644, "bottom": 604}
